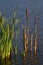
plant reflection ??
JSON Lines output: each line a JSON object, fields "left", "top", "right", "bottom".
{"left": 22, "top": 53, "right": 28, "bottom": 65}
{"left": 30, "top": 52, "right": 32, "bottom": 63}
{"left": 1, "top": 59, "right": 11, "bottom": 65}
{"left": 34, "top": 53, "right": 37, "bottom": 64}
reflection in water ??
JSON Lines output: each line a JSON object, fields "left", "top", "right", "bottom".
{"left": 14, "top": 55, "right": 18, "bottom": 65}
{"left": 0, "top": 58, "right": 2, "bottom": 65}
{"left": 1, "top": 59, "right": 11, "bottom": 65}
{"left": 34, "top": 53, "right": 37, "bottom": 64}
{"left": 30, "top": 52, "right": 32, "bottom": 63}
{"left": 23, "top": 54, "right": 27, "bottom": 65}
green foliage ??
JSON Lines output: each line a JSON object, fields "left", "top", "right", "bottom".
{"left": 0, "top": 8, "right": 20, "bottom": 59}
{"left": 0, "top": 15, "right": 12, "bottom": 59}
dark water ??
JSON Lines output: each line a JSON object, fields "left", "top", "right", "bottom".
{"left": 0, "top": 0, "right": 43, "bottom": 65}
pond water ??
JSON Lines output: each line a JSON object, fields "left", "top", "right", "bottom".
{"left": 0, "top": 0, "right": 43, "bottom": 65}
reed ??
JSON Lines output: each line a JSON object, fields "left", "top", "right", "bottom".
{"left": 0, "top": 8, "right": 19, "bottom": 59}
{"left": 34, "top": 16, "right": 37, "bottom": 55}
{"left": 34, "top": 34, "right": 37, "bottom": 56}
{"left": 30, "top": 34, "right": 33, "bottom": 53}
{"left": 34, "top": 34, "right": 37, "bottom": 63}
{"left": 13, "top": 11, "right": 20, "bottom": 55}
{"left": 0, "top": 16, "right": 13, "bottom": 59}
{"left": 23, "top": 25, "right": 28, "bottom": 53}
{"left": 34, "top": 16, "right": 37, "bottom": 63}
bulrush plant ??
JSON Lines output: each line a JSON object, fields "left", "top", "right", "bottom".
{"left": 34, "top": 16, "right": 37, "bottom": 55}
{"left": 0, "top": 8, "right": 19, "bottom": 59}
{"left": 30, "top": 34, "right": 33, "bottom": 53}
{"left": 34, "top": 16, "right": 37, "bottom": 63}
{"left": 23, "top": 25, "right": 28, "bottom": 56}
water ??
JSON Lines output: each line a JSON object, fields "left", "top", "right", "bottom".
{"left": 0, "top": 0, "right": 43, "bottom": 65}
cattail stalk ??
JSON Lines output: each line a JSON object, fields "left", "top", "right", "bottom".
{"left": 30, "top": 34, "right": 32, "bottom": 53}
{"left": 34, "top": 16, "right": 37, "bottom": 55}
{"left": 23, "top": 25, "right": 28, "bottom": 53}
{"left": 34, "top": 34, "right": 37, "bottom": 55}
{"left": 34, "top": 36, "right": 37, "bottom": 63}
{"left": 34, "top": 16, "right": 37, "bottom": 63}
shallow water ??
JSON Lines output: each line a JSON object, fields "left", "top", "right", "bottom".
{"left": 0, "top": 0, "right": 43, "bottom": 65}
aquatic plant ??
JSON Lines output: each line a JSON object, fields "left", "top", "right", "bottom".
{"left": 30, "top": 34, "right": 33, "bottom": 53}
{"left": 23, "top": 25, "right": 28, "bottom": 53}
{"left": 0, "top": 15, "right": 12, "bottom": 59}
{"left": 0, "top": 8, "right": 20, "bottom": 59}
{"left": 13, "top": 17, "right": 20, "bottom": 55}
{"left": 10, "top": 8, "right": 20, "bottom": 55}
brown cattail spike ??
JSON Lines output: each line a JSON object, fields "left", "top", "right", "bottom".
{"left": 26, "top": 8, "right": 28, "bottom": 21}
